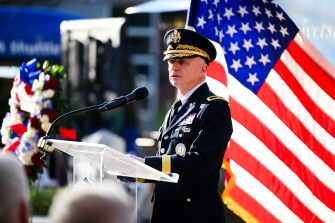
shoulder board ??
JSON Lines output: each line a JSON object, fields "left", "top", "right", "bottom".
{"left": 207, "top": 96, "right": 228, "bottom": 102}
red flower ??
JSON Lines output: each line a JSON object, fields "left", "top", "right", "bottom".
{"left": 37, "top": 128, "right": 46, "bottom": 138}
{"left": 29, "top": 116, "right": 45, "bottom": 137}
{"left": 29, "top": 116, "right": 40, "bottom": 129}
{"left": 43, "top": 77, "right": 59, "bottom": 90}
{"left": 41, "top": 108, "right": 58, "bottom": 122}
{"left": 31, "top": 152, "right": 45, "bottom": 166}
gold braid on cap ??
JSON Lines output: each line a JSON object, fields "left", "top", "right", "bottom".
{"left": 164, "top": 44, "right": 210, "bottom": 61}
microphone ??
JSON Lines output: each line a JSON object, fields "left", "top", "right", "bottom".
{"left": 37, "top": 87, "right": 149, "bottom": 154}
{"left": 99, "top": 87, "right": 148, "bottom": 112}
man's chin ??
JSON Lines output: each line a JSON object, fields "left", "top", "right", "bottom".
{"left": 170, "top": 81, "right": 181, "bottom": 88}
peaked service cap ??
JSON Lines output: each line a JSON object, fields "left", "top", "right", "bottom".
{"left": 163, "top": 28, "right": 216, "bottom": 64}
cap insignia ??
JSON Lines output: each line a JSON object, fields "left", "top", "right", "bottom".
{"left": 171, "top": 29, "right": 181, "bottom": 43}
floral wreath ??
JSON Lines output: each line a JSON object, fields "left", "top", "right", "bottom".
{"left": 0, "top": 58, "right": 74, "bottom": 183}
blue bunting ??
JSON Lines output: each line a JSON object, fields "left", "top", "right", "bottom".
{"left": 19, "top": 58, "right": 42, "bottom": 85}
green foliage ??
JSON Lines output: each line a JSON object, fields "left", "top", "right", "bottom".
{"left": 29, "top": 186, "right": 60, "bottom": 216}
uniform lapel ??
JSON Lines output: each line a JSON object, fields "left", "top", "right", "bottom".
{"left": 163, "top": 109, "right": 172, "bottom": 130}
{"left": 162, "top": 83, "right": 210, "bottom": 134}
{"left": 166, "top": 102, "right": 196, "bottom": 131}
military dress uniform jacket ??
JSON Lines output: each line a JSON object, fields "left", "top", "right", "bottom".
{"left": 145, "top": 83, "right": 233, "bottom": 223}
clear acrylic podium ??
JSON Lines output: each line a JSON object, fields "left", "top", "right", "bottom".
{"left": 43, "top": 139, "right": 178, "bottom": 222}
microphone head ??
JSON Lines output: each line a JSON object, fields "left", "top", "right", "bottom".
{"left": 133, "top": 87, "right": 149, "bottom": 101}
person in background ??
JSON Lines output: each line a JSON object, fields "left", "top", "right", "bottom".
{"left": 49, "top": 181, "right": 133, "bottom": 223}
{"left": 130, "top": 28, "right": 233, "bottom": 223}
{"left": 0, "top": 153, "right": 30, "bottom": 223}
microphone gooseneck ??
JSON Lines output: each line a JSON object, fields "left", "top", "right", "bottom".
{"left": 37, "top": 103, "right": 106, "bottom": 154}
{"left": 37, "top": 87, "right": 149, "bottom": 154}
{"left": 99, "top": 87, "right": 148, "bottom": 112}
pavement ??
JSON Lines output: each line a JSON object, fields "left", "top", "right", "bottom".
{"left": 30, "top": 216, "right": 51, "bottom": 223}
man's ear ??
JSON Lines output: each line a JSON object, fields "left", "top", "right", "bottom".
{"left": 201, "top": 64, "right": 207, "bottom": 74}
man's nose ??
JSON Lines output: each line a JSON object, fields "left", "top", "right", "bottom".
{"left": 170, "top": 62, "right": 180, "bottom": 70}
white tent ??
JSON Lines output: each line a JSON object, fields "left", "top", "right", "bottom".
{"left": 125, "top": 0, "right": 190, "bottom": 14}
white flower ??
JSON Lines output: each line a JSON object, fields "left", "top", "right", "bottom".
{"left": 40, "top": 114, "right": 51, "bottom": 132}
{"left": 39, "top": 72, "right": 50, "bottom": 83}
{"left": 18, "top": 149, "right": 35, "bottom": 165}
{"left": 30, "top": 95, "right": 44, "bottom": 115}
{"left": 26, "top": 125, "right": 37, "bottom": 135}
{"left": 17, "top": 131, "right": 39, "bottom": 165}
{"left": 41, "top": 122, "right": 51, "bottom": 133}
{"left": 31, "top": 103, "right": 43, "bottom": 113}
{"left": 10, "top": 87, "right": 19, "bottom": 105}
{"left": 9, "top": 107, "right": 24, "bottom": 123}
{"left": 1, "top": 127, "right": 11, "bottom": 145}
{"left": 42, "top": 89, "right": 55, "bottom": 98}
{"left": 40, "top": 114, "right": 49, "bottom": 123}
{"left": 43, "top": 100, "right": 52, "bottom": 109}
{"left": 32, "top": 79, "right": 44, "bottom": 92}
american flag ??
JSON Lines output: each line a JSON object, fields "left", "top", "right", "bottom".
{"left": 186, "top": 0, "right": 335, "bottom": 222}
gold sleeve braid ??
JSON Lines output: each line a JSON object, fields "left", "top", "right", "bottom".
{"left": 162, "top": 155, "right": 171, "bottom": 173}
{"left": 136, "top": 178, "right": 145, "bottom": 183}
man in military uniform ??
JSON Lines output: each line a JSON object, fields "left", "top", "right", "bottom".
{"left": 132, "top": 28, "right": 233, "bottom": 223}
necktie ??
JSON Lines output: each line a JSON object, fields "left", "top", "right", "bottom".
{"left": 169, "top": 100, "right": 182, "bottom": 124}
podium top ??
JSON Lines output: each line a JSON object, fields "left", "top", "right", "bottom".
{"left": 46, "top": 139, "right": 178, "bottom": 183}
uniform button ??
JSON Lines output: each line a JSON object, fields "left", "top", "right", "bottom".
{"left": 179, "top": 134, "right": 183, "bottom": 137}
{"left": 160, "top": 148, "right": 165, "bottom": 154}
{"left": 186, "top": 198, "right": 191, "bottom": 202}
{"left": 163, "top": 135, "right": 169, "bottom": 140}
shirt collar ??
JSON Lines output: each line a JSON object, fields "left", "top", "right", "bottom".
{"left": 180, "top": 81, "right": 206, "bottom": 105}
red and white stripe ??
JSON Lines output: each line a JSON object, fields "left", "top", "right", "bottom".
{"left": 206, "top": 33, "right": 335, "bottom": 222}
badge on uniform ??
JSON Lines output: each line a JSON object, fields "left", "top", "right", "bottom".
{"left": 175, "top": 143, "right": 187, "bottom": 156}
{"left": 179, "top": 113, "right": 196, "bottom": 126}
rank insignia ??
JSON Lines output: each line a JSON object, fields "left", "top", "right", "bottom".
{"left": 171, "top": 29, "right": 181, "bottom": 43}
{"left": 179, "top": 113, "right": 196, "bottom": 126}
{"left": 183, "top": 127, "right": 191, "bottom": 132}
{"left": 175, "top": 143, "right": 186, "bottom": 156}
